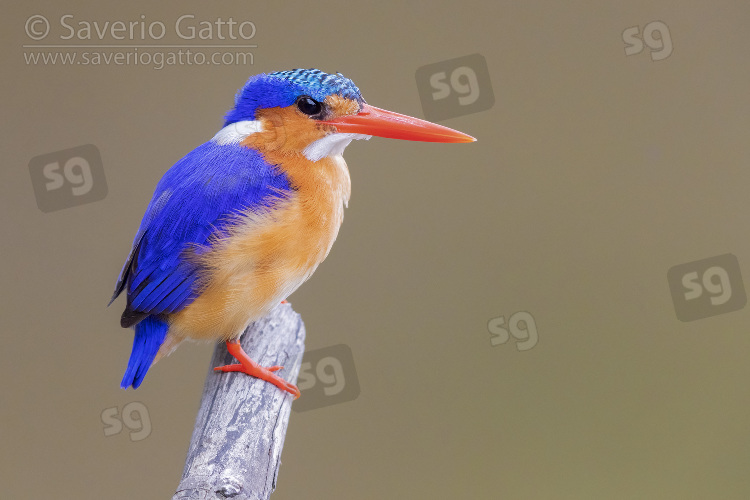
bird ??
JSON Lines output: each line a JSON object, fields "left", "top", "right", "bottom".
{"left": 110, "top": 68, "right": 475, "bottom": 398}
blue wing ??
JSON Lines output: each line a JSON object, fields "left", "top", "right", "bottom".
{"left": 110, "top": 141, "right": 291, "bottom": 328}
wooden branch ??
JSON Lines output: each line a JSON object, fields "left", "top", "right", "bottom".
{"left": 173, "top": 304, "right": 306, "bottom": 500}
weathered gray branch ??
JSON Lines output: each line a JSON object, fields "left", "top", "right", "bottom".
{"left": 173, "top": 304, "right": 305, "bottom": 500}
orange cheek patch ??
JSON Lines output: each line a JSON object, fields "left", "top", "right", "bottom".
{"left": 325, "top": 95, "right": 360, "bottom": 118}
{"left": 239, "top": 97, "right": 361, "bottom": 157}
{"left": 241, "top": 106, "right": 335, "bottom": 155}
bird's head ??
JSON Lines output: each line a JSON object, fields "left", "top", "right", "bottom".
{"left": 217, "top": 69, "right": 475, "bottom": 161}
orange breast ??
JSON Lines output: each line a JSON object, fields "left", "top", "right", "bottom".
{"left": 169, "top": 150, "right": 351, "bottom": 342}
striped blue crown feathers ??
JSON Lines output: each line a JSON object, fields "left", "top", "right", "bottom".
{"left": 224, "top": 68, "right": 365, "bottom": 126}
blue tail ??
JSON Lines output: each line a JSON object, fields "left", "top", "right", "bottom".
{"left": 121, "top": 316, "right": 168, "bottom": 389}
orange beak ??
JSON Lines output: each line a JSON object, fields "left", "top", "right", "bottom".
{"left": 322, "top": 104, "right": 476, "bottom": 143}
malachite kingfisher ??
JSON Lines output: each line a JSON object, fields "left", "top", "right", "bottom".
{"left": 110, "top": 68, "right": 475, "bottom": 398}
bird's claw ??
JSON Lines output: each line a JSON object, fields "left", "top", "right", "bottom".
{"left": 257, "top": 366, "right": 300, "bottom": 398}
{"left": 214, "top": 361, "right": 299, "bottom": 398}
{"left": 275, "top": 378, "right": 301, "bottom": 399}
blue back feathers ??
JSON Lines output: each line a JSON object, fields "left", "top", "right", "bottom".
{"left": 224, "top": 68, "right": 365, "bottom": 125}
{"left": 111, "top": 142, "right": 291, "bottom": 326}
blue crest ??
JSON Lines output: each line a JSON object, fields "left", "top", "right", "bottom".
{"left": 268, "top": 69, "right": 363, "bottom": 102}
{"left": 225, "top": 69, "right": 365, "bottom": 125}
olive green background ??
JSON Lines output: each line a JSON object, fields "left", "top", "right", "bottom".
{"left": 2, "top": 1, "right": 750, "bottom": 499}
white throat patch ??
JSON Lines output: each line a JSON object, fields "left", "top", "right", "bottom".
{"left": 211, "top": 120, "right": 263, "bottom": 145}
{"left": 303, "top": 133, "right": 371, "bottom": 162}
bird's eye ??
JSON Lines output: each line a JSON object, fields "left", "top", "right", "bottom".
{"left": 296, "top": 96, "right": 323, "bottom": 116}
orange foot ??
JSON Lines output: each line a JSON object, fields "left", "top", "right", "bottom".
{"left": 214, "top": 340, "right": 300, "bottom": 399}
